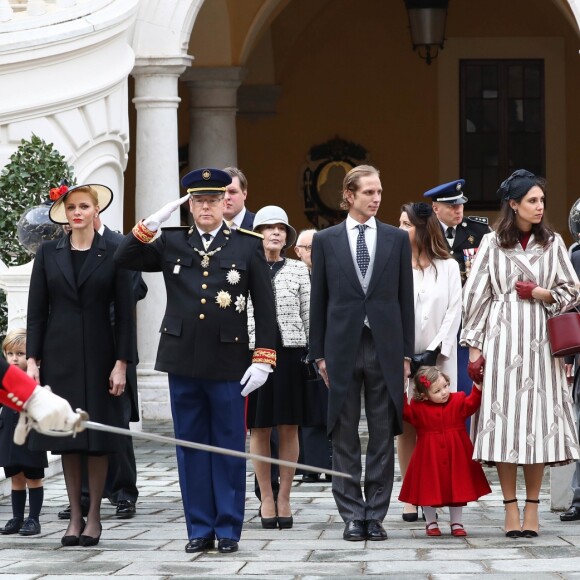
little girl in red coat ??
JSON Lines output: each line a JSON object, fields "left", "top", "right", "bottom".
{"left": 399, "top": 366, "right": 491, "bottom": 537}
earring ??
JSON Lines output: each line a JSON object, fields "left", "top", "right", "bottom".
{"left": 513, "top": 208, "right": 517, "bottom": 214}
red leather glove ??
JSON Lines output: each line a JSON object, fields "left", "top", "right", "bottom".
{"left": 467, "top": 355, "right": 485, "bottom": 384}
{"left": 515, "top": 281, "right": 537, "bottom": 300}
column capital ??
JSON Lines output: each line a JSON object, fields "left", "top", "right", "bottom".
{"left": 181, "top": 66, "right": 246, "bottom": 88}
{"left": 132, "top": 55, "right": 193, "bottom": 78}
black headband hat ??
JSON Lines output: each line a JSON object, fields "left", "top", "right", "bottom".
{"left": 496, "top": 169, "right": 536, "bottom": 201}
{"left": 412, "top": 202, "right": 433, "bottom": 220}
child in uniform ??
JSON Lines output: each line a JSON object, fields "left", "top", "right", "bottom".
{"left": 399, "top": 366, "right": 491, "bottom": 537}
{"left": 0, "top": 329, "right": 48, "bottom": 536}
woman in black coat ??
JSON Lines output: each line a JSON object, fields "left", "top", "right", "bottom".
{"left": 26, "top": 183, "right": 134, "bottom": 547}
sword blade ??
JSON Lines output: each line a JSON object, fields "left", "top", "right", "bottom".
{"left": 81, "top": 420, "right": 350, "bottom": 479}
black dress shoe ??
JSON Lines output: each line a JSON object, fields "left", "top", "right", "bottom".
{"left": 18, "top": 517, "right": 41, "bottom": 536}
{"left": 0, "top": 517, "right": 23, "bottom": 535}
{"left": 58, "top": 502, "right": 90, "bottom": 520}
{"left": 402, "top": 506, "right": 419, "bottom": 522}
{"left": 79, "top": 523, "right": 102, "bottom": 547}
{"left": 185, "top": 537, "right": 215, "bottom": 553}
{"left": 61, "top": 519, "right": 86, "bottom": 546}
{"left": 218, "top": 538, "right": 238, "bottom": 553}
{"left": 302, "top": 473, "right": 320, "bottom": 483}
{"left": 343, "top": 520, "right": 366, "bottom": 541}
{"left": 560, "top": 506, "right": 580, "bottom": 521}
{"left": 365, "top": 519, "right": 388, "bottom": 541}
{"left": 115, "top": 500, "right": 136, "bottom": 518}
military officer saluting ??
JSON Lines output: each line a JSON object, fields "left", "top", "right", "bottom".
{"left": 424, "top": 179, "right": 490, "bottom": 282}
{"left": 114, "top": 168, "right": 277, "bottom": 555}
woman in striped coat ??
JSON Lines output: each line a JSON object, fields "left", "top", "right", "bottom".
{"left": 461, "top": 170, "right": 580, "bottom": 538}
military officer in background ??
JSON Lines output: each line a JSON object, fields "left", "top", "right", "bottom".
{"left": 114, "top": 168, "right": 277, "bottom": 555}
{"left": 424, "top": 179, "right": 490, "bottom": 401}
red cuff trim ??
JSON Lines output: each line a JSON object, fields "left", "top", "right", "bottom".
{"left": 1, "top": 365, "right": 36, "bottom": 410}
{"left": 252, "top": 348, "right": 276, "bottom": 368}
{"left": 132, "top": 221, "right": 156, "bottom": 243}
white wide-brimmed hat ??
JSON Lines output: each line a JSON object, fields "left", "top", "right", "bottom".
{"left": 253, "top": 205, "right": 297, "bottom": 248}
{"left": 49, "top": 183, "right": 113, "bottom": 225}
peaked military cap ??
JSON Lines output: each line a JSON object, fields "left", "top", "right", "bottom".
{"left": 181, "top": 168, "right": 232, "bottom": 195}
{"left": 424, "top": 179, "right": 468, "bottom": 205}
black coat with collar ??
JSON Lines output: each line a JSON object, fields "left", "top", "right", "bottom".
{"left": 26, "top": 233, "right": 135, "bottom": 453}
{"left": 309, "top": 219, "right": 415, "bottom": 435}
{"left": 240, "top": 209, "right": 255, "bottom": 230}
{"left": 114, "top": 223, "right": 276, "bottom": 380}
{"left": 102, "top": 225, "right": 147, "bottom": 422}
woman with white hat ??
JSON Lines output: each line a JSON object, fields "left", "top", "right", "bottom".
{"left": 26, "top": 183, "right": 134, "bottom": 547}
{"left": 247, "top": 205, "right": 311, "bottom": 530}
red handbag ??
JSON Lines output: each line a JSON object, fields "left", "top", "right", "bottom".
{"left": 547, "top": 310, "right": 580, "bottom": 357}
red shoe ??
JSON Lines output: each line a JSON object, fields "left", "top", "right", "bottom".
{"left": 451, "top": 523, "right": 467, "bottom": 537}
{"left": 426, "top": 522, "right": 441, "bottom": 536}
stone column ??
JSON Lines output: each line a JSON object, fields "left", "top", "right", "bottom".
{"left": 182, "top": 67, "right": 245, "bottom": 169}
{"left": 131, "top": 56, "right": 191, "bottom": 419}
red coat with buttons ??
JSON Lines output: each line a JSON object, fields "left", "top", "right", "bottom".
{"left": 399, "top": 388, "right": 491, "bottom": 507}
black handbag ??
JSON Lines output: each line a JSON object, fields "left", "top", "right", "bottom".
{"left": 301, "top": 354, "right": 319, "bottom": 381}
{"left": 409, "top": 346, "right": 441, "bottom": 378}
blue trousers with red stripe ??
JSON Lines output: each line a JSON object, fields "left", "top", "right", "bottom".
{"left": 168, "top": 374, "right": 246, "bottom": 541}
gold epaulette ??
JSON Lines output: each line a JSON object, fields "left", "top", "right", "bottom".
{"left": 236, "top": 227, "right": 264, "bottom": 239}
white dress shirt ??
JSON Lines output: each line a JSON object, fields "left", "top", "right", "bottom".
{"left": 346, "top": 214, "right": 377, "bottom": 269}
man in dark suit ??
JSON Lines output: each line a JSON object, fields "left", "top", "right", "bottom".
{"left": 309, "top": 165, "right": 414, "bottom": 542}
{"left": 223, "top": 167, "right": 255, "bottom": 230}
{"left": 115, "top": 168, "right": 277, "bottom": 555}
{"left": 424, "top": 179, "right": 490, "bottom": 404}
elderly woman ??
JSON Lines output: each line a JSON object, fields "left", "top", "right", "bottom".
{"left": 461, "top": 169, "right": 580, "bottom": 538}
{"left": 26, "top": 183, "right": 134, "bottom": 547}
{"left": 397, "top": 202, "right": 462, "bottom": 522}
{"left": 247, "top": 206, "right": 310, "bottom": 530}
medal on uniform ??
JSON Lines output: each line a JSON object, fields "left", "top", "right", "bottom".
{"left": 173, "top": 264, "right": 181, "bottom": 274}
{"left": 468, "top": 235, "right": 475, "bottom": 244}
{"left": 463, "top": 248, "right": 478, "bottom": 279}
{"left": 216, "top": 290, "right": 232, "bottom": 309}
{"left": 226, "top": 269, "right": 241, "bottom": 285}
{"left": 235, "top": 294, "right": 246, "bottom": 313}
{"left": 192, "top": 235, "right": 229, "bottom": 268}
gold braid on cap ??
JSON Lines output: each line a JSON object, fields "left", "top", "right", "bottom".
{"left": 132, "top": 220, "right": 156, "bottom": 244}
{"left": 187, "top": 187, "right": 227, "bottom": 194}
{"left": 252, "top": 348, "right": 276, "bottom": 367}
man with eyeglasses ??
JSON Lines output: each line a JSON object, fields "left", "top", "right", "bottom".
{"left": 115, "top": 168, "right": 276, "bottom": 555}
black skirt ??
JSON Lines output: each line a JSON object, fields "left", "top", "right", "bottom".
{"left": 247, "top": 345, "right": 308, "bottom": 428}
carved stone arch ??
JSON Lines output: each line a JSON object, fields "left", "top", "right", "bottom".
{"left": 132, "top": 0, "right": 206, "bottom": 58}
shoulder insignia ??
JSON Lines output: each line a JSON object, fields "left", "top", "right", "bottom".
{"left": 468, "top": 216, "right": 489, "bottom": 225}
{"left": 236, "top": 227, "right": 264, "bottom": 239}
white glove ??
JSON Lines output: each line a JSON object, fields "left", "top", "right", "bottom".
{"left": 14, "top": 386, "right": 80, "bottom": 445}
{"left": 143, "top": 193, "right": 190, "bottom": 232}
{"left": 240, "top": 363, "right": 272, "bottom": 397}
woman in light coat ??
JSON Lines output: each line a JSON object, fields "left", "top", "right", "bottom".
{"left": 247, "top": 206, "right": 310, "bottom": 530}
{"left": 397, "top": 202, "right": 462, "bottom": 522}
{"left": 461, "top": 170, "right": 580, "bottom": 538}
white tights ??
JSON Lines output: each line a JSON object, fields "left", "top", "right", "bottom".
{"left": 423, "top": 506, "right": 463, "bottom": 526}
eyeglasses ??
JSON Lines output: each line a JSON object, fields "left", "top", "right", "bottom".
{"left": 191, "top": 197, "right": 224, "bottom": 207}
{"left": 295, "top": 245, "right": 312, "bottom": 252}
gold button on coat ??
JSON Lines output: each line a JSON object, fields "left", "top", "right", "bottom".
{"left": 202, "top": 284, "right": 207, "bottom": 289}
{"left": 201, "top": 298, "right": 206, "bottom": 304}
{"left": 199, "top": 314, "right": 205, "bottom": 320}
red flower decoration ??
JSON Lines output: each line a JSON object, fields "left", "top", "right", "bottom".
{"left": 419, "top": 376, "right": 431, "bottom": 389}
{"left": 49, "top": 184, "right": 69, "bottom": 201}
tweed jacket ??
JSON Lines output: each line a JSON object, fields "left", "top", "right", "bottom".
{"left": 248, "top": 257, "right": 310, "bottom": 349}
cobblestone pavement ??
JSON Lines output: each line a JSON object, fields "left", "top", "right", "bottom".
{"left": 1, "top": 419, "right": 580, "bottom": 579}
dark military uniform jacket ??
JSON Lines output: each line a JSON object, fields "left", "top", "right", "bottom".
{"left": 114, "top": 223, "right": 276, "bottom": 381}
{"left": 443, "top": 216, "right": 491, "bottom": 282}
